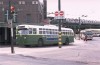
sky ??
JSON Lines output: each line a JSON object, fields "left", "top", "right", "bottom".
{"left": 40, "top": 0, "right": 100, "bottom": 21}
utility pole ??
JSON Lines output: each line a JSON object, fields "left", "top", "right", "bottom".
{"left": 58, "top": 0, "right": 62, "bottom": 48}
{"left": 8, "top": 0, "right": 15, "bottom": 54}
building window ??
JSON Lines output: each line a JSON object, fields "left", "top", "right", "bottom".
{"left": 0, "top": 1, "right": 3, "bottom": 4}
{"left": 35, "top": 1, "right": 38, "bottom": 4}
{"left": 19, "top": 1, "right": 21, "bottom": 4}
{"left": 32, "top": 1, "right": 34, "bottom": 4}
{"left": 32, "top": 1, "right": 38, "bottom": 4}
{"left": 19, "top": 1, "right": 25, "bottom": 4}
{"left": 22, "top": 1, "right": 25, "bottom": 4}
{"left": 26, "top": 14, "right": 32, "bottom": 23}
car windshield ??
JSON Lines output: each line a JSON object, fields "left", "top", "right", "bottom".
{"left": 85, "top": 31, "right": 93, "bottom": 35}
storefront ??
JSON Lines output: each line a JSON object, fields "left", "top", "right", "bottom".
{"left": 0, "top": 27, "right": 11, "bottom": 45}
{"left": 0, "top": 22, "right": 13, "bottom": 45}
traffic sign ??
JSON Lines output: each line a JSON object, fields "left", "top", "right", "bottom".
{"left": 54, "top": 11, "right": 65, "bottom": 19}
{"left": 55, "top": 11, "right": 59, "bottom": 16}
{"left": 60, "top": 11, "right": 64, "bottom": 16}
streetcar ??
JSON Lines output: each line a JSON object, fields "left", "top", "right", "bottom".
{"left": 16, "top": 24, "right": 74, "bottom": 46}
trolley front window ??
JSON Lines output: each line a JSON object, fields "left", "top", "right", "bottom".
{"left": 18, "top": 28, "right": 28, "bottom": 35}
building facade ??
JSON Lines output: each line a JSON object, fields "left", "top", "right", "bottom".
{"left": 0, "top": 0, "right": 44, "bottom": 25}
{"left": 0, "top": 0, "right": 46, "bottom": 44}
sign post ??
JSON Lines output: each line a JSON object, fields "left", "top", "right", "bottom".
{"left": 58, "top": 0, "right": 62, "bottom": 48}
{"left": 54, "top": 11, "right": 64, "bottom": 19}
{"left": 54, "top": 10, "right": 64, "bottom": 48}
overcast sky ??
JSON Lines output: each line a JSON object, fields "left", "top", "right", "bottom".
{"left": 40, "top": 0, "right": 100, "bottom": 21}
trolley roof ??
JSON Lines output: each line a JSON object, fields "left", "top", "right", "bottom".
{"left": 16, "top": 24, "right": 74, "bottom": 32}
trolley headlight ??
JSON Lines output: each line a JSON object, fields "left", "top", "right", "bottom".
{"left": 24, "top": 37, "right": 26, "bottom": 39}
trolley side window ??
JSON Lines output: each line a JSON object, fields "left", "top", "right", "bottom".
{"left": 29, "top": 28, "right": 32, "bottom": 34}
{"left": 39, "top": 28, "right": 43, "bottom": 34}
{"left": 33, "top": 28, "right": 37, "bottom": 34}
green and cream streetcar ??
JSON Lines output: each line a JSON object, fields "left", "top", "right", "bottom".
{"left": 16, "top": 24, "right": 74, "bottom": 46}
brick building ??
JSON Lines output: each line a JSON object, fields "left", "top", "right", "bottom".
{"left": 0, "top": 0, "right": 45, "bottom": 24}
{"left": 0, "top": 0, "right": 47, "bottom": 44}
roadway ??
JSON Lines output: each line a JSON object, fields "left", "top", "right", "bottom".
{"left": 0, "top": 37, "right": 100, "bottom": 65}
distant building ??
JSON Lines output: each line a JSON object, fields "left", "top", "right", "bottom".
{"left": 0, "top": 0, "right": 46, "bottom": 25}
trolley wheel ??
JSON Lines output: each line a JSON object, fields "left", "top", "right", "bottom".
{"left": 64, "top": 38, "right": 69, "bottom": 45}
{"left": 38, "top": 39, "right": 44, "bottom": 47}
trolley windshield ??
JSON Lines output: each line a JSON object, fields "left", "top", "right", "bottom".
{"left": 17, "top": 26, "right": 28, "bottom": 35}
